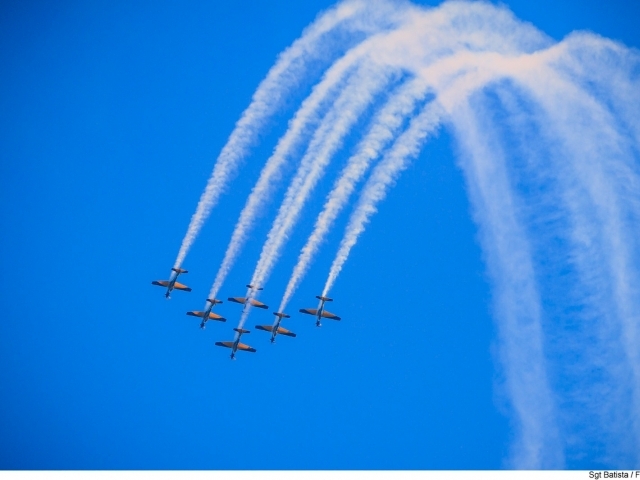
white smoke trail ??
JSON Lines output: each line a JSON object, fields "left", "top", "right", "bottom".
{"left": 207, "top": 58, "right": 359, "bottom": 301}
{"left": 172, "top": 0, "right": 401, "bottom": 270}
{"left": 207, "top": 0, "right": 549, "bottom": 290}
{"left": 235, "top": 64, "right": 396, "bottom": 329}
{"left": 278, "top": 77, "right": 430, "bottom": 312}
{"left": 250, "top": 0, "right": 547, "bottom": 306}
{"left": 317, "top": 4, "right": 640, "bottom": 467}
{"left": 427, "top": 36, "right": 640, "bottom": 465}
{"left": 448, "top": 93, "right": 564, "bottom": 467}
{"left": 504, "top": 42, "right": 640, "bottom": 464}
{"left": 314, "top": 62, "right": 563, "bottom": 467}
{"left": 208, "top": 30, "right": 413, "bottom": 301}
{"left": 250, "top": 66, "right": 394, "bottom": 287}
{"left": 308, "top": 58, "right": 556, "bottom": 467}
{"left": 322, "top": 100, "right": 443, "bottom": 296}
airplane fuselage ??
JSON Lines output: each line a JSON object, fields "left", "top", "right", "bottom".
{"left": 200, "top": 303, "right": 214, "bottom": 329}
{"left": 164, "top": 272, "right": 180, "bottom": 298}
{"left": 271, "top": 317, "right": 283, "bottom": 343}
{"left": 316, "top": 299, "right": 326, "bottom": 326}
{"left": 230, "top": 336, "right": 241, "bottom": 359}
{"left": 153, "top": 268, "right": 191, "bottom": 299}
{"left": 164, "top": 275, "right": 178, "bottom": 298}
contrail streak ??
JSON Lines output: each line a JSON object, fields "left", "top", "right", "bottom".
{"left": 236, "top": 64, "right": 396, "bottom": 328}
{"left": 448, "top": 92, "right": 563, "bottom": 467}
{"left": 278, "top": 78, "right": 431, "bottom": 312}
{"left": 505, "top": 45, "right": 640, "bottom": 463}
{"left": 208, "top": 31, "right": 412, "bottom": 301}
{"left": 207, "top": 57, "right": 359, "bottom": 301}
{"left": 322, "top": 100, "right": 443, "bottom": 296}
{"left": 172, "top": 0, "right": 400, "bottom": 270}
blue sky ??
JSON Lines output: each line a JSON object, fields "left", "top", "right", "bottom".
{"left": 1, "top": 0, "right": 639, "bottom": 470}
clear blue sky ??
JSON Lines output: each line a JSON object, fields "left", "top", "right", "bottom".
{"left": 1, "top": 0, "right": 638, "bottom": 469}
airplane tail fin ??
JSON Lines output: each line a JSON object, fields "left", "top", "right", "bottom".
{"left": 273, "top": 311, "right": 291, "bottom": 318}
{"left": 172, "top": 268, "right": 188, "bottom": 274}
{"left": 246, "top": 284, "right": 264, "bottom": 290}
{"left": 316, "top": 295, "right": 333, "bottom": 302}
{"left": 207, "top": 298, "right": 223, "bottom": 305}
{"left": 233, "top": 328, "right": 251, "bottom": 334}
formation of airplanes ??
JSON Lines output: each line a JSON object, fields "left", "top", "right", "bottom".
{"left": 152, "top": 269, "right": 342, "bottom": 360}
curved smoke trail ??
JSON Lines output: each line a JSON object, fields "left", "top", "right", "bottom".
{"left": 172, "top": 0, "right": 403, "bottom": 270}
{"left": 247, "top": 0, "right": 547, "bottom": 310}
{"left": 207, "top": 55, "right": 359, "bottom": 301}
{"left": 236, "top": 62, "right": 396, "bottom": 328}
{"left": 208, "top": 26, "right": 415, "bottom": 301}
{"left": 317, "top": 16, "right": 639, "bottom": 466}
{"left": 278, "top": 77, "right": 431, "bottom": 312}
{"left": 322, "top": 101, "right": 443, "bottom": 296}
{"left": 246, "top": 65, "right": 398, "bottom": 288}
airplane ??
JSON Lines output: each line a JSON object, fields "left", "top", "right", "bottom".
{"left": 215, "top": 328, "right": 256, "bottom": 360}
{"left": 186, "top": 298, "right": 226, "bottom": 329}
{"left": 152, "top": 267, "right": 191, "bottom": 298}
{"left": 228, "top": 284, "right": 269, "bottom": 309}
{"left": 299, "top": 295, "right": 341, "bottom": 327}
{"left": 255, "top": 312, "right": 296, "bottom": 343}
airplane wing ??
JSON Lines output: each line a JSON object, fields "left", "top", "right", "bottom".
{"left": 173, "top": 282, "right": 192, "bottom": 292}
{"left": 215, "top": 341, "right": 234, "bottom": 349}
{"left": 320, "top": 310, "right": 341, "bottom": 320}
{"left": 228, "top": 297, "right": 268, "bottom": 309}
{"left": 300, "top": 308, "right": 340, "bottom": 320}
{"left": 256, "top": 325, "right": 296, "bottom": 337}
{"left": 236, "top": 342, "right": 257, "bottom": 352}
{"left": 152, "top": 280, "right": 170, "bottom": 287}
{"left": 276, "top": 327, "right": 296, "bottom": 337}
{"left": 249, "top": 299, "right": 268, "bottom": 309}
{"left": 187, "top": 311, "right": 226, "bottom": 321}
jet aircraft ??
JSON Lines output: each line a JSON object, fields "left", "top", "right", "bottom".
{"left": 215, "top": 328, "right": 256, "bottom": 360}
{"left": 186, "top": 298, "right": 226, "bottom": 329}
{"left": 228, "top": 284, "right": 269, "bottom": 309}
{"left": 152, "top": 268, "right": 191, "bottom": 298}
{"left": 255, "top": 312, "right": 296, "bottom": 343}
{"left": 299, "top": 295, "right": 341, "bottom": 327}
